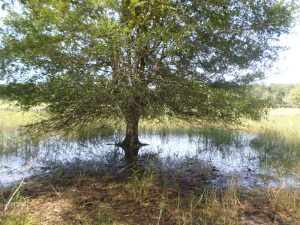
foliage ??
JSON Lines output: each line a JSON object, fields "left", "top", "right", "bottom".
{"left": 287, "top": 84, "right": 300, "bottom": 107}
{"left": 0, "top": 0, "right": 297, "bottom": 142}
{"left": 251, "top": 83, "right": 296, "bottom": 107}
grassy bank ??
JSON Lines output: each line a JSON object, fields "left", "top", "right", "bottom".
{"left": 1, "top": 167, "right": 300, "bottom": 225}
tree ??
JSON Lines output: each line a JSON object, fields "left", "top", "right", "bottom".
{"left": 0, "top": 0, "right": 296, "bottom": 158}
{"left": 288, "top": 85, "right": 300, "bottom": 107}
{"left": 251, "top": 83, "right": 296, "bottom": 107}
{"left": 0, "top": 0, "right": 11, "bottom": 10}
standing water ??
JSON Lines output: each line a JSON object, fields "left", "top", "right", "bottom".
{"left": 1, "top": 127, "right": 299, "bottom": 188}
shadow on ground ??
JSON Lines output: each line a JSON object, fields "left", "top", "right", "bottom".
{"left": 1, "top": 159, "right": 300, "bottom": 225}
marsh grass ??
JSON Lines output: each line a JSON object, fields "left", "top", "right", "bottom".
{"left": 198, "top": 126, "right": 243, "bottom": 149}
{"left": 0, "top": 111, "right": 38, "bottom": 130}
{"left": 0, "top": 103, "right": 43, "bottom": 153}
{"left": 0, "top": 101, "right": 53, "bottom": 156}
{"left": 248, "top": 114, "right": 300, "bottom": 174}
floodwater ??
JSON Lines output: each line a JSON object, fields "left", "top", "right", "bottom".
{"left": 0, "top": 129, "right": 299, "bottom": 188}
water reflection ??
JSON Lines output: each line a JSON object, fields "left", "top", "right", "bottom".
{"left": 0, "top": 130, "right": 299, "bottom": 188}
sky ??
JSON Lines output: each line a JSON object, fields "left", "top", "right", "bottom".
{"left": 263, "top": 23, "right": 300, "bottom": 84}
{"left": 0, "top": 3, "right": 300, "bottom": 85}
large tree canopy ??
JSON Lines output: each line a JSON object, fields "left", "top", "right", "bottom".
{"left": 0, "top": 0, "right": 296, "bottom": 158}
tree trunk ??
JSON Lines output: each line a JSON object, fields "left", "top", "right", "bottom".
{"left": 119, "top": 116, "right": 142, "bottom": 159}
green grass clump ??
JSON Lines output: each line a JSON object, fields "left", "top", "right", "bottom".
{"left": 170, "top": 187, "right": 241, "bottom": 225}
{"left": 125, "top": 167, "right": 155, "bottom": 202}
{"left": 2, "top": 213, "right": 40, "bottom": 225}
{"left": 0, "top": 190, "right": 40, "bottom": 225}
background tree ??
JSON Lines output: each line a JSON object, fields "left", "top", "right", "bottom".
{"left": 251, "top": 83, "right": 296, "bottom": 107}
{"left": 287, "top": 84, "right": 300, "bottom": 107}
{"left": 0, "top": 0, "right": 296, "bottom": 158}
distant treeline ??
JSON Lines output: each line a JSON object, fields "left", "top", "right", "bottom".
{"left": 0, "top": 83, "right": 300, "bottom": 108}
{"left": 251, "top": 84, "right": 300, "bottom": 108}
